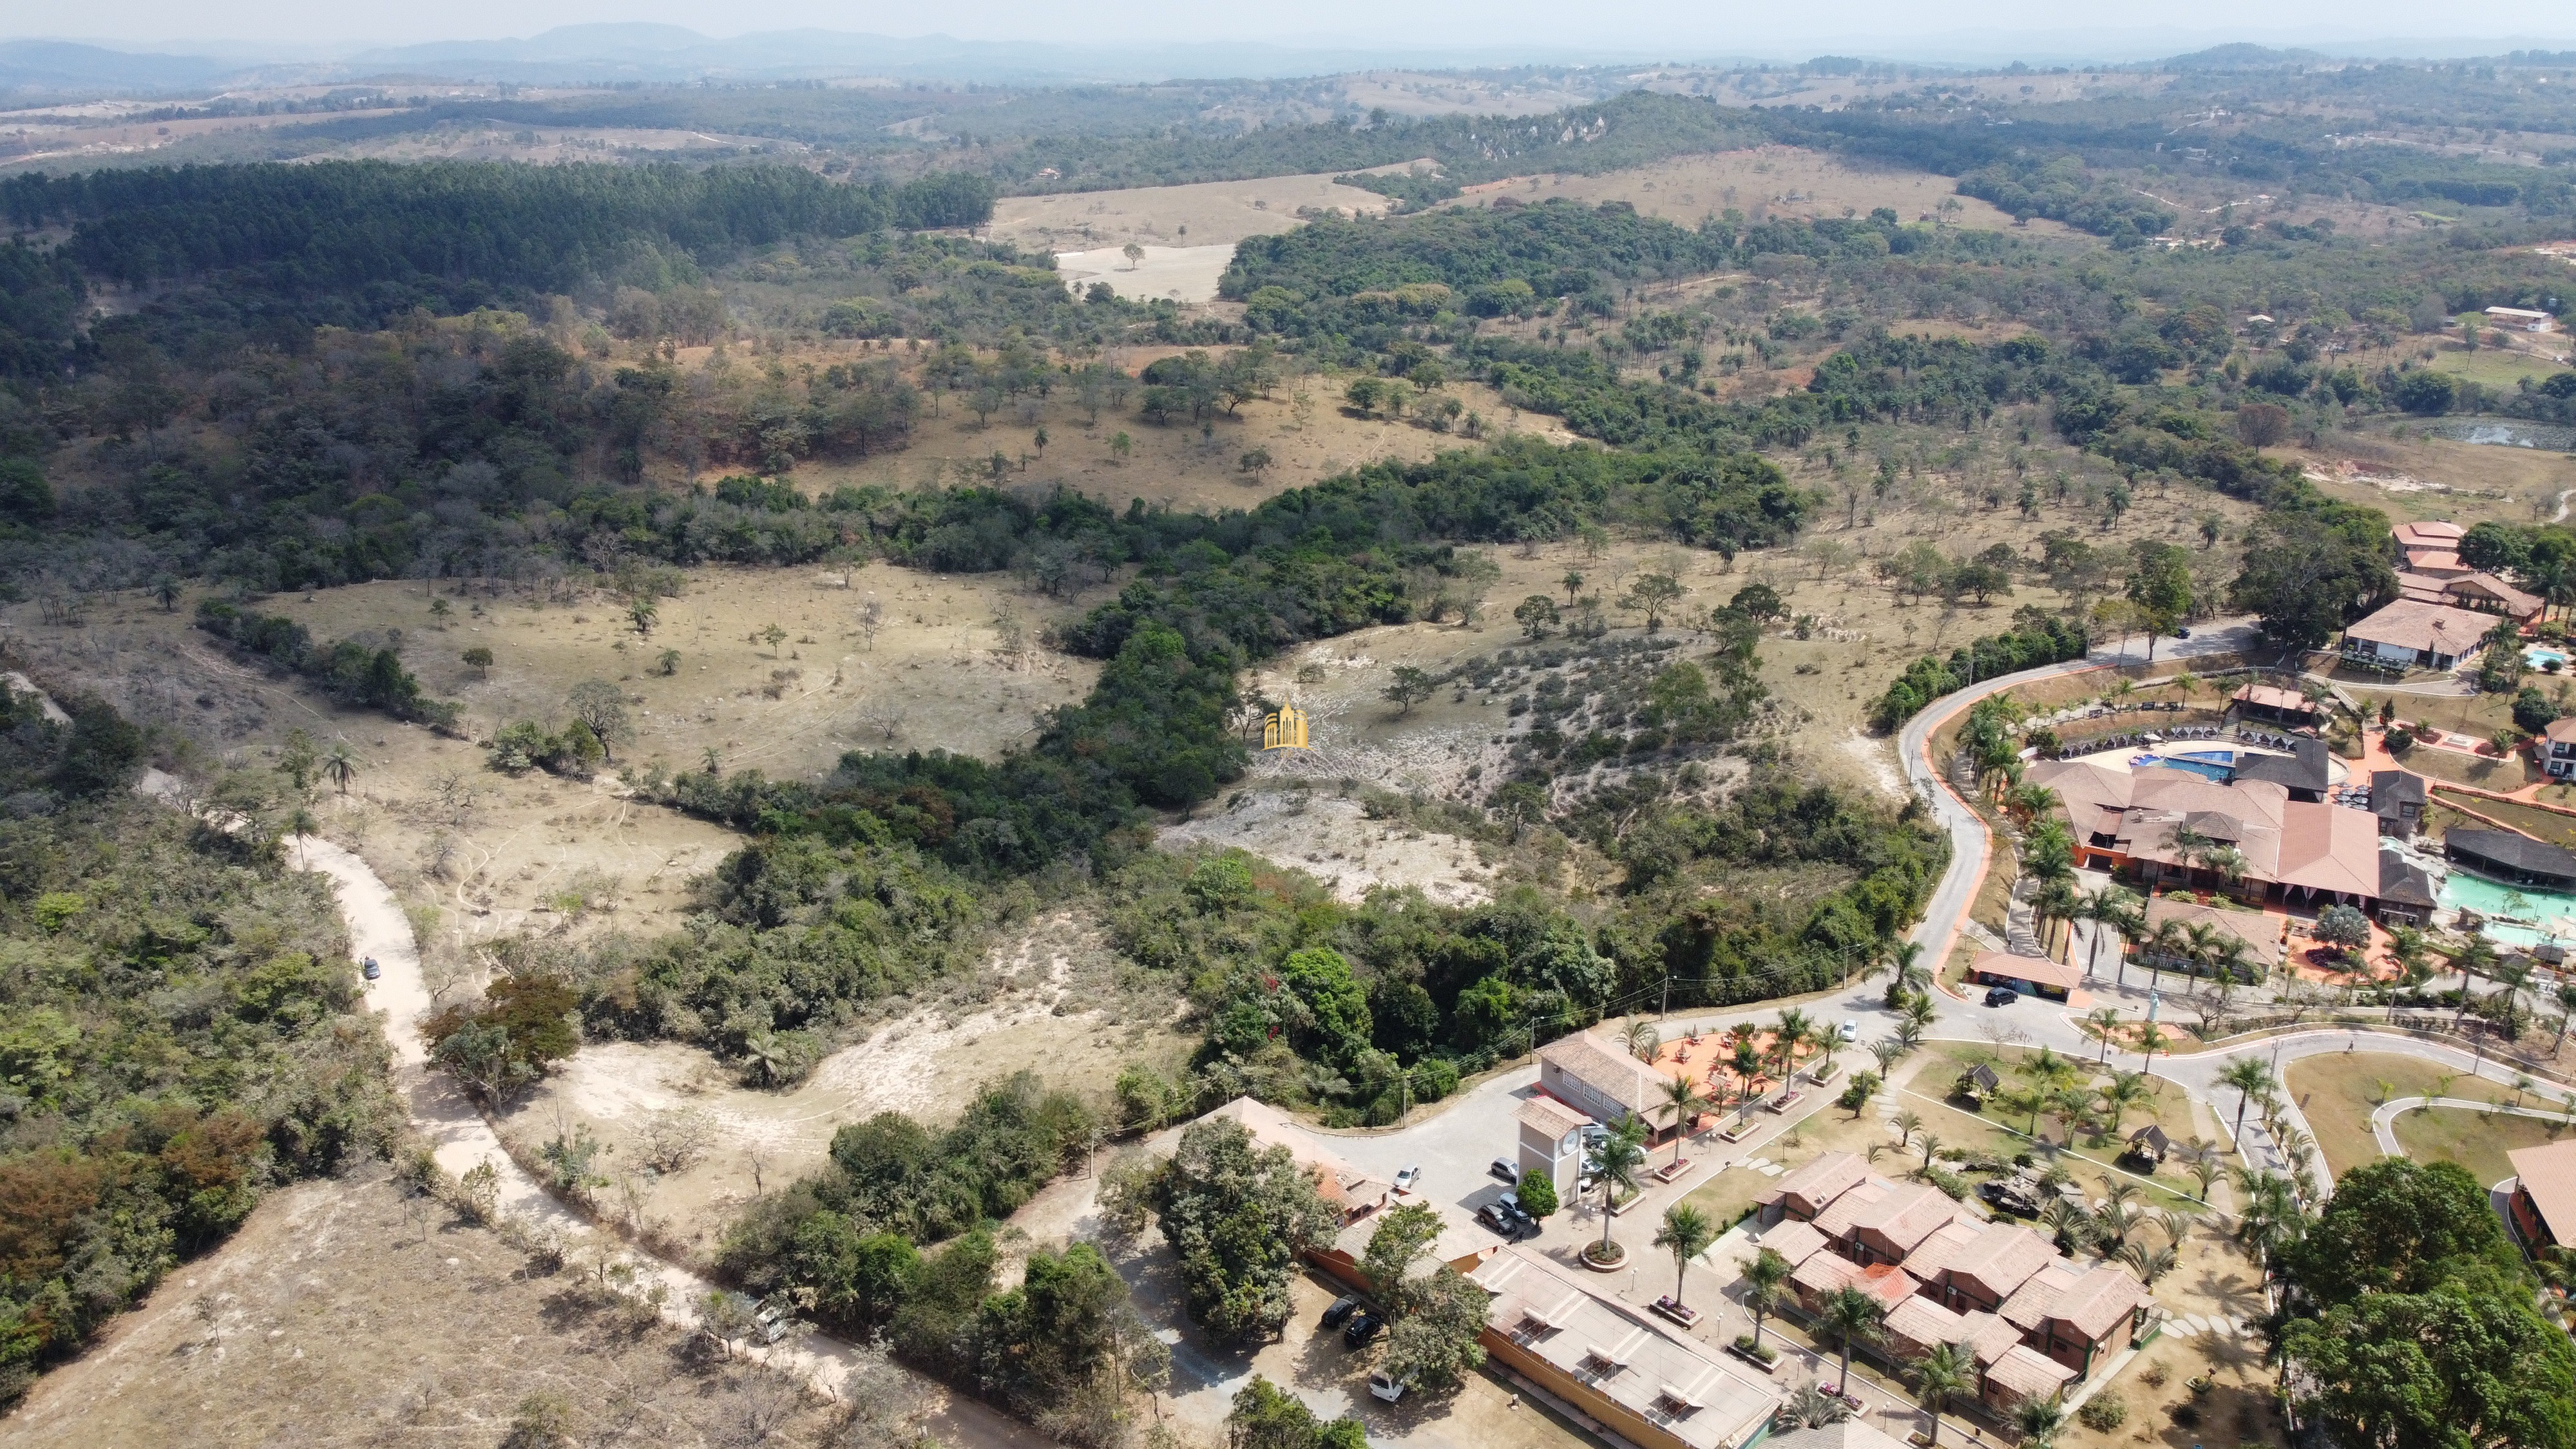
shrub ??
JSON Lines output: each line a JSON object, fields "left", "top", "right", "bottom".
{"left": 1516, "top": 1168, "right": 1558, "bottom": 1217}
{"left": 2079, "top": 1392, "right": 2127, "bottom": 1431}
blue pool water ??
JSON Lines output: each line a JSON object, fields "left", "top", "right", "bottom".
{"left": 2141, "top": 757, "right": 2235, "bottom": 782}
{"left": 2527, "top": 646, "right": 2569, "bottom": 670}
{"left": 2438, "top": 869, "right": 2576, "bottom": 947}
{"left": 2171, "top": 749, "right": 2238, "bottom": 764}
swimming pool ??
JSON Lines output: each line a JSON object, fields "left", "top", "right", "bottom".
{"left": 2141, "top": 757, "right": 2235, "bottom": 783}
{"left": 2171, "top": 749, "right": 2238, "bottom": 764}
{"left": 2528, "top": 646, "right": 2569, "bottom": 670}
{"left": 2438, "top": 868, "right": 2576, "bottom": 945}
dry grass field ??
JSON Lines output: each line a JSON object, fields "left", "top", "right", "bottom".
{"left": 0, "top": 1171, "right": 877, "bottom": 1449}
{"left": 1448, "top": 146, "right": 2065, "bottom": 235}
{"left": 983, "top": 168, "right": 1398, "bottom": 252}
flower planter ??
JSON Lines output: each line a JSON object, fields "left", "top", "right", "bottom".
{"left": 1581, "top": 1243, "right": 1627, "bottom": 1272}
{"left": 1728, "top": 1338, "right": 1780, "bottom": 1373}
{"left": 1719, "top": 1121, "right": 1757, "bottom": 1143}
{"left": 1650, "top": 1296, "right": 1701, "bottom": 1328}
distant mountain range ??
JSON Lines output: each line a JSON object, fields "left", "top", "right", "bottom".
{"left": 0, "top": 27, "right": 1665, "bottom": 93}
{"left": 3, "top": 24, "right": 2574, "bottom": 98}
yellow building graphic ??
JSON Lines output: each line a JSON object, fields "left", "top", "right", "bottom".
{"left": 1262, "top": 704, "right": 1310, "bottom": 750}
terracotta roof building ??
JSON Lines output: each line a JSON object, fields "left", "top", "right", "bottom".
{"left": 1750, "top": 1147, "right": 2157, "bottom": 1400}
{"left": 2509, "top": 1139, "right": 2576, "bottom": 1251}
{"left": 2139, "top": 897, "right": 2286, "bottom": 977}
{"left": 2229, "top": 683, "right": 2320, "bottom": 721}
{"left": 1757, "top": 1151, "right": 1871, "bottom": 1224}
{"left": 2028, "top": 760, "right": 2389, "bottom": 913}
{"left": 2438, "top": 571, "right": 2543, "bottom": 622}
{"left": 2340, "top": 599, "right": 2504, "bottom": 670}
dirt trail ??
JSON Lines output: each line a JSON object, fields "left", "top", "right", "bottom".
{"left": 108, "top": 755, "right": 1038, "bottom": 1446}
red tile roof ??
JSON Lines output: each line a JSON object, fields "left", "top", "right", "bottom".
{"left": 1759, "top": 1151, "right": 1869, "bottom": 1219}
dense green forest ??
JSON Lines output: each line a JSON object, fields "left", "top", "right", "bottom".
{"left": 0, "top": 685, "right": 403, "bottom": 1403}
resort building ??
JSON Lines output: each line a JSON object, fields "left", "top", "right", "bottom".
{"left": 1516, "top": 1094, "right": 1593, "bottom": 1198}
{"left": 1471, "top": 1245, "right": 1782, "bottom": 1449}
{"left": 1536, "top": 1029, "right": 1681, "bottom": 1135}
{"left": 2136, "top": 896, "right": 2286, "bottom": 981}
{"left": 2371, "top": 769, "right": 2427, "bottom": 837}
{"left": 2027, "top": 761, "right": 2387, "bottom": 911}
{"left": 2392, "top": 520, "right": 2468, "bottom": 576}
{"left": 1750, "top": 1153, "right": 2152, "bottom": 1409}
{"left": 2544, "top": 720, "right": 2576, "bottom": 782}
{"left": 2338, "top": 598, "right": 2505, "bottom": 671}
{"left": 2226, "top": 683, "right": 2319, "bottom": 726}
{"left": 2508, "top": 1139, "right": 2576, "bottom": 1251}
{"left": 2445, "top": 829, "right": 2576, "bottom": 892}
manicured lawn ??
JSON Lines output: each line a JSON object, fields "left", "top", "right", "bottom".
{"left": 2284, "top": 1052, "right": 2477, "bottom": 1178}
{"left": 2391, "top": 1102, "right": 2576, "bottom": 1191}
{"left": 2394, "top": 743, "right": 2535, "bottom": 791}
{"left": 2432, "top": 788, "right": 2576, "bottom": 849}
{"left": 1889, "top": 1043, "right": 2205, "bottom": 1209}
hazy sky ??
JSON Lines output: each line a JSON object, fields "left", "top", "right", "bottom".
{"left": 10, "top": 0, "right": 2575, "bottom": 52}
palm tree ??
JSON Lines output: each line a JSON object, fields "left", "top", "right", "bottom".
{"left": 321, "top": 743, "right": 358, "bottom": 797}
{"left": 1773, "top": 1009, "right": 1815, "bottom": 1080}
{"left": 1653, "top": 1205, "right": 1717, "bottom": 1311}
{"left": 2456, "top": 937, "right": 2499, "bottom": 1030}
{"left": 1884, "top": 940, "right": 1930, "bottom": 1008}
{"left": 2033, "top": 878, "right": 2081, "bottom": 960}
{"left": 1741, "top": 1247, "right": 1793, "bottom": 1351}
{"left": 1914, "top": 1341, "right": 1974, "bottom": 1448}
{"left": 1625, "top": 1018, "right": 1661, "bottom": 1061}
{"left": 2133, "top": 1021, "right": 2171, "bottom": 1075}
{"left": 284, "top": 805, "right": 318, "bottom": 868}
{"left": 2083, "top": 1007, "right": 2125, "bottom": 1063}
{"left": 2041, "top": 1197, "right": 2094, "bottom": 1254}
{"left": 2219, "top": 1058, "right": 2276, "bottom": 1154}
{"left": 2142, "top": 918, "right": 2189, "bottom": 994}
{"left": 1815, "top": 1287, "right": 1884, "bottom": 1399}
{"left": 2099, "top": 1069, "right": 2155, "bottom": 1130}
{"left": 1891, "top": 1109, "right": 1922, "bottom": 1155}
{"left": 2073, "top": 887, "right": 2122, "bottom": 978}
{"left": 1590, "top": 1116, "right": 1648, "bottom": 1261}
{"left": 1780, "top": 1380, "right": 1856, "bottom": 1429}
{"left": 2188, "top": 1153, "right": 2224, "bottom": 1203}
{"left": 1728, "top": 1037, "right": 1766, "bottom": 1122}
{"left": 1656, "top": 1073, "right": 1713, "bottom": 1167}
{"left": 2013, "top": 1393, "right": 2068, "bottom": 1449}
{"left": 1916, "top": 1131, "right": 1943, "bottom": 1172}
{"left": 1870, "top": 1039, "right": 1905, "bottom": 1077}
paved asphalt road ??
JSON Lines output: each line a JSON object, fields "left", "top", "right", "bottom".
{"left": 1306, "top": 619, "right": 2565, "bottom": 1240}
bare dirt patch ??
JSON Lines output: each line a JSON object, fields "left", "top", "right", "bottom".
{"left": 495, "top": 915, "right": 1196, "bottom": 1256}
{"left": 1448, "top": 146, "right": 2068, "bottom": 236}
{"left": 986, "top": 169, "right": 1396, "bottom": 253}
{"left": 1163, "top": 791, "right": 1500, "bottom": 906}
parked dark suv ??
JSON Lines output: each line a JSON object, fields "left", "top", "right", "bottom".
{"left": 1985, "top": 985, "right": 2019, "bottom": 1007}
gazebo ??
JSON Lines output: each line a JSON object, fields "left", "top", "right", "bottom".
{"left": 2229, "top": 683, "right": 2319, "bottom": 725}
